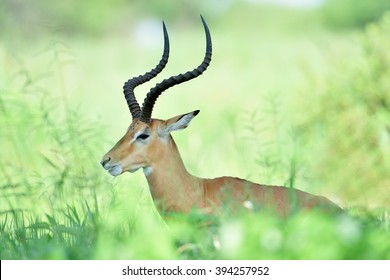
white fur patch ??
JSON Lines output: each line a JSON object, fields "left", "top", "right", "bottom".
{"left": 108, "top": 165, "right": 122, "bottom": 176}
{"left": 163, "top": 112, "right": 197, "bottom": 135}
{"left": 143, "top": 166, "right": 153, "bottom": 176}
{"left": 168, "top": 114, "right": 193, "bottom": 131}
{"left": 131, "top": 131, "right": 143, "bottom": 143}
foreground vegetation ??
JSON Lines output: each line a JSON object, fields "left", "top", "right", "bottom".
{"left": 1, "top": 2, "right": 389, "bottom": 259}
{"left": 1, "top": 205, "right": 389, "bottom": 259}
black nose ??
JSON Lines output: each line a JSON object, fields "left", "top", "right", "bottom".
{"left": 100, "top": 157, "right": 111, "bottom": 167}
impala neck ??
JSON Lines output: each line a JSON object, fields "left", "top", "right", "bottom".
{"left": 143, "top": 136, "right": 204, "bottom": 213}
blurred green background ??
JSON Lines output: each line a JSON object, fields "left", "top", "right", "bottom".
{"left": 1, "top": 0, "right": 390, "bottom": 259}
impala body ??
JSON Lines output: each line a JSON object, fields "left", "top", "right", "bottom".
{"left": 101, "top": 16, "right": 342, "bottom": 217}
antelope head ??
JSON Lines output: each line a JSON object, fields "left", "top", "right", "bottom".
{"left": 101, "top": 16, "right": 212, "bottom": 177}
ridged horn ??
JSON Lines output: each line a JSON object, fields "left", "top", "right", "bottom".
{"left": 123, "top": 21, "right": 170, "bottom": 120}
{"left": 140, "top": 15, "right": 212, "bottom": 123}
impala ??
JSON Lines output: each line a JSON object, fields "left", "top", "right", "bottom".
{"left": 101, "top": 16, "right": 342, "bottom": 217}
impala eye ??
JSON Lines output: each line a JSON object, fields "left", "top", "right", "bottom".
{"left": 136, "top": 133, "right": 150, "bottom": 141}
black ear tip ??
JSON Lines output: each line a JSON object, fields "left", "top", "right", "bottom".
{"left": 193, "top": 110, "right": 200, "bottom": 116}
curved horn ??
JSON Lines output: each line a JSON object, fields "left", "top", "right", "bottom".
{"left": 140, "top": 15, "right": 212, "bottom": 123}
{"left": 123, "top": 21, "right": 170, "bottom": 120}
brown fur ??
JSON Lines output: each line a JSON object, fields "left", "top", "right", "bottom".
{"left": 102, "top": 115, "right": 342, "bottom": 218}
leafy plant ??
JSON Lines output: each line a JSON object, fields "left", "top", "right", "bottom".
{"left": 302, "top": 13, "right": 390, "bottom": 207}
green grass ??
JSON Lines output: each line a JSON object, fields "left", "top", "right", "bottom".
{"left": 1, "top": 204, "right": 389, "bottom": 259}
{"left": 1, "top": 3, "right": 390, "bottom": 259}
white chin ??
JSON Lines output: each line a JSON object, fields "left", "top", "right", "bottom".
{"left": 108, "top": 165, "right": 122, "bottom": 176}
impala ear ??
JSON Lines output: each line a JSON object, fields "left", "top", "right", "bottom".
{"left": 160, "top": 110, "right": 200, "bottom": 135}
